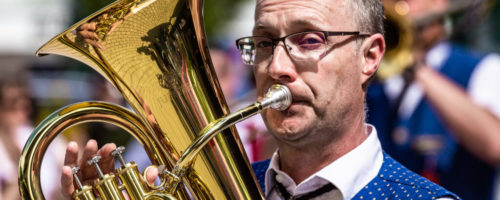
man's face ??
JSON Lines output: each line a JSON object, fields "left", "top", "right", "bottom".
{"left": 253, "top": 0, "right": 370, "bottom": 145}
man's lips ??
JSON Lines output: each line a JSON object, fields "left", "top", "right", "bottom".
{"left": 291, "top": 99, "right": 308, "bottom": 105}
{"left": 284, "top": 99, "right": 310, "bottom": 112}
{"left": 290, "top": 93, "right": 310, "bottom": 104}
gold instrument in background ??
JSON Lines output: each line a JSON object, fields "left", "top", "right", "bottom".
{"left": 18, "top": 0, "right": 291, "bottom": 199}
{"left": 377, "top": 0, "right": 414, "bottom": 80}
{"left": 379, "top": 0, "right": 495, "bottom": 80}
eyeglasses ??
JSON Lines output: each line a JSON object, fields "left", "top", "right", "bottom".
{"left": 235, "top": 31, "right": 370, "bottom": 65}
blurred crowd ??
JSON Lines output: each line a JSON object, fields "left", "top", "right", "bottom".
{"left": 1, "top": 0, "right": 500, "bottom": 199}
{"left": 0, "top": 67, "right": 66, "bottom": 200}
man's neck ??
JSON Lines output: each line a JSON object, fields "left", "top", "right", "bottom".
{"left": 277, "top": 121, "right": 368, "bottom": 184}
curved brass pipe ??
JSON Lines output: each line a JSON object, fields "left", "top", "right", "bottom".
{"left": 18, "top": 101, "right": 171, "bottom": 199}
{"left": 167, "top": 84, "right": 291, "bottom": 193}
{"left": 19, "top": 84, "right": 290, "bottom": 199}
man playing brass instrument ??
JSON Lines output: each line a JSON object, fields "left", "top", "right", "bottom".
{"left": 61, "top": 0, "right": 459, "bottom": 199}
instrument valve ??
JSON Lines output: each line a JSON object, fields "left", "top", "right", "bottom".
{"left": 71, "top": 166, "right": 97, "bottom": 200}
{"left": 158, "top": 165, "right": 180, "bottom": 181}
{"left": 111, "top": 146, "right": 128, "bottom": 167}
{"left": 87, "top": 156, "right": 105, "bottom": 177}
{"left": 72, "top": 166, "right": 84, "bottom": 189}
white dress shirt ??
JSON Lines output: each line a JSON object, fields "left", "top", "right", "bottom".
{"left": 262, "top": 124, "right": 455, "bottom": 200}
{"left": 264, "top": 124, "right": 384, "bottom": 200}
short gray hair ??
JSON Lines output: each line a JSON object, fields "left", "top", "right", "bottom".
{"left": 350, "top": 0, "right": 385, "bottom": 35}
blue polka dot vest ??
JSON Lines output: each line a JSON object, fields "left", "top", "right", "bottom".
{"left": 252, "top": 152, "right": 460, "bottom": 199}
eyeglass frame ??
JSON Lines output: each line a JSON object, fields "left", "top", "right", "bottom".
{"left": 235, "top": 31, "right": 372, "bottom": 65}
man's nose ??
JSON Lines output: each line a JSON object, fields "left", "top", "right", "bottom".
{"left": 267, "top": 43, "right": 297, "bottom": 83}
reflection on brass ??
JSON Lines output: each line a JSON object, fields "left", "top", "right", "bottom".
{"left": 19, "top": 0, "right": 269, "bottom": 199}
{"left": 95, "top": 0, "right": 140, "bottom": 40}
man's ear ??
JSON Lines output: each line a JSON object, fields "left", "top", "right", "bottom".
{"left": 360, "top": 33, "right": 385, "bottom": 85}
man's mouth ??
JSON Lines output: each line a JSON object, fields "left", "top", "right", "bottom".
{"left": 291, "top": 99, "right": 308, "bottom": 105}
{"left": 290, "top": 93, "right": 310, "bottom": 105}
{"left": 284, "top": 99, "right": 310, "bottom": 113}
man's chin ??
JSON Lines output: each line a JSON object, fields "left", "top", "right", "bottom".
{"left": 263, "top": 107, "right": 314, "bottom": 137}
{"left": 268, "top": 118, "right": 312, "bottom": 140}
{"left": 275, "top": 130, "right": 306, "bottom": 141}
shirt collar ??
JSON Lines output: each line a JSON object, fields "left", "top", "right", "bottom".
{"left": 264, "top": 124, "right": 383, "bottom": 200}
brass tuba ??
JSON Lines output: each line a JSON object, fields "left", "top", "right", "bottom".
{"left": 18, "top": 0, "right": 291, "bottom": 199}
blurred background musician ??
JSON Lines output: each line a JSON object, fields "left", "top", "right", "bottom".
{"left": 366, "top": 0, "right": 500, "bottom": 199}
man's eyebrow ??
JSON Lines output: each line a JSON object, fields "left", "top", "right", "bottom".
{"left": 252, "top": 23, "right": 272, "bottom": 35}
{"left": 253, "top": 18, "right": 325, "bottom": 35}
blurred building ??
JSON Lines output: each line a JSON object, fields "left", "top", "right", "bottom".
{"left": 0, "top": 0, "right": 71, "bottom": 54}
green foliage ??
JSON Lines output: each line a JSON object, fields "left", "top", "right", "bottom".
{"left": 72, "top": 0, "right": 115, "bottom": 23}
{"left": 204, "top": 0, "right": 247, "bottom": 38}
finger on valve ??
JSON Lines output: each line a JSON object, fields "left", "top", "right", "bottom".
{"left": 62, "top": 141, "right": 80, "bottom": 198}
{"left": 61, "top": 140, "right": 119, "bottom": 198}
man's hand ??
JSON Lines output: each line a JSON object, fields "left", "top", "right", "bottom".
{"left": 60, "top": 140, "right": 159, "bottom": 199}
{"left": 76, "top": 22, "right": 106, "bottom": 50}
{"left": 61, "top": 140, "right": 116, "bottom": 199}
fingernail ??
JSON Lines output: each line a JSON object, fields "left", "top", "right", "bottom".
{"left": 68, "top": 141, "right": 77, "bottom": 148}
{"left": 88, "top": 139, "right": 97, "bottom": 145}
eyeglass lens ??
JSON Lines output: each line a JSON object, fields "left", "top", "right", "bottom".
{"left": 237, "top": 31, "right": 328, "bottom": 65}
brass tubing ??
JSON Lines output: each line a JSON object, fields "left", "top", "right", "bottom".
{"left": 167, "top": 84, "right": 291, "bottom": 192}
{"left": 165, "top": 103, "right": 262, "bottom": 193}
{"left": 73, "top": 186, "right": 96, "bottom": 200}
{"left": 18, "top": 101, "right": 159, "bottom": 199}
{"left": 95, "top": 174, "right": 125, "bottom": 200}
{"left": 116, "top": 162, "right": 150, "bottom": 200}
{"left": 175, "top": 103, "right": 262, "bottom": 172}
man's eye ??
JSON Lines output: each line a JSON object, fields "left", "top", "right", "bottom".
{"left": 301, "top": 38, "right": 321, "bottom": 45}
{"left": 297, "top": 35, "right": 324, "bottom": 45}
{"left": 256, "top": 41, "right": 272, "bottom": 48}
{"left": 296, "top": 37, "right": 324, "bottom": 51}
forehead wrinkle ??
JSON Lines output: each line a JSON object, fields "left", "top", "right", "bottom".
{"left": 253, "top": 15, "right": 325, "bottom": 36}
{"left": 254, "top": 0, "right": 352, "bottom": 36}
{"left": 256, "top": 0, "right": 334, "bottom": 12}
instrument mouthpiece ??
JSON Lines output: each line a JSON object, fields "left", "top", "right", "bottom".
{"left": 259, "top": 84, "right": 292, "bottom": 111}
